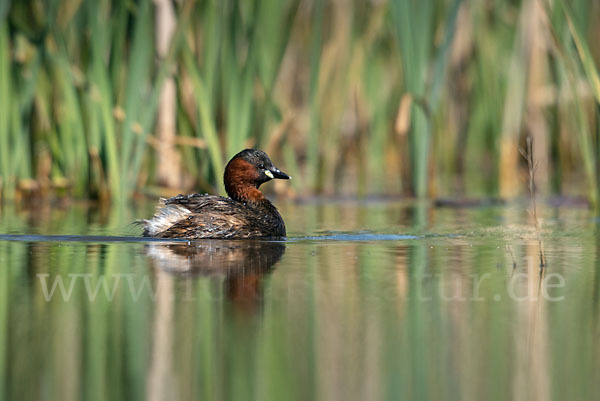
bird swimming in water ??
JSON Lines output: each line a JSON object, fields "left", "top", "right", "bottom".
{"left": 140, "top": 149, "right": 291, "bottom": 239}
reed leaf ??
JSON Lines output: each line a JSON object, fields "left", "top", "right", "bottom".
{"left": 0, "top": 23, "right": 14, "bottom": 198}
{"left": 560, "top": 0, "right": 600, "bottom": 103}
{"left": 183, "top": 44, "right": 225, "bottom": 194}
{"left": 390, "top": 0, "right": 434, "bottom": 198}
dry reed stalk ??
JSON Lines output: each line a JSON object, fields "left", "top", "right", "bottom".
{"left": 520, "top": 135, "right": 547, "bottom": 268}
{"left": 155, "top": 0, "right": 181, "bottom": 188}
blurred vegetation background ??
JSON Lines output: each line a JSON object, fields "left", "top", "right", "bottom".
{"left": 0, "top": 0, "right": 599, "bottom": 203}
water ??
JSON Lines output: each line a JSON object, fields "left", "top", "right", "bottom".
{"left": 0, "top": 200, "right": 598, "bottom": 401}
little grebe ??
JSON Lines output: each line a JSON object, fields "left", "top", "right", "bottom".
{"left": 140, "top": 149, "right": 290, "bottom": 239}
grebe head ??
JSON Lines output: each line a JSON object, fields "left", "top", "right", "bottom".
{"left": 224, "top": 149, "right": 290, "bottom": 203}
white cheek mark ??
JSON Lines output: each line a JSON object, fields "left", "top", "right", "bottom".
{"left": 265, "top": 170, "right": 274, "bottom": 179}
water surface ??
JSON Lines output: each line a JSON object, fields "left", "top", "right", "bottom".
{"left": 0, "top": 200, "right": 598, "bottom": 401}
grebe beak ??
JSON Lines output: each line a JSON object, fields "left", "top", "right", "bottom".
{"left": 270, "top": 168, "right": 291, "bottom": 180}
